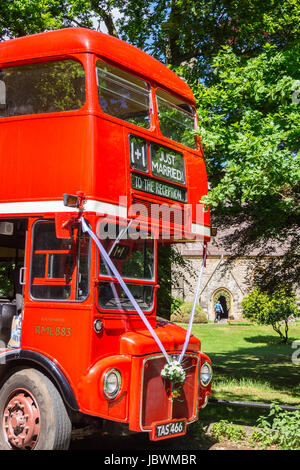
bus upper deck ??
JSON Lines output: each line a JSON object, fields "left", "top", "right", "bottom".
{"left": 0, "top": 28, "right": 210, "bottom": 241}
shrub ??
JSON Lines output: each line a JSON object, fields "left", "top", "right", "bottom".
{"left": 250, "top": 404, "right": 300, "bottom": 450}
{"left": 241, "top": 285, "right": 298, "bottom": 342}
{"left": 171, "top": 301, "right": 208, "bottom": 323}
{"left": 170, "top": 297, "right": 184, "bottom": 314}
{"left": 211, "top": 420, "right": 246, "bottom": 442}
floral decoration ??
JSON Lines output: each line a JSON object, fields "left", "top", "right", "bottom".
{"left": 161, "top": 360, "right": 186, "bottom": 398}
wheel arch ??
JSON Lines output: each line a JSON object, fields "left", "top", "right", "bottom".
{"left": 0, "top": 349, "right": 79, "bottom": 412}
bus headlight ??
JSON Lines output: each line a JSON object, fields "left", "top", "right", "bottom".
{"left": 103, "top": 369, "right": 121, "bottom": 399}
{"left": 200, "top": 362, "right": 212, "bottom": 387}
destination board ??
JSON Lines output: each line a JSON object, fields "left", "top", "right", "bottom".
{"left": 131, "top": 173, "right": 186, "bottom": 203}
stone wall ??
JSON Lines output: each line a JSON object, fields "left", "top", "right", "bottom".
{"left": 172, "top": 243, "right": 300, "bottom": 322}
{"left": 173, "top": 255, "right": 255, "bottom": 320}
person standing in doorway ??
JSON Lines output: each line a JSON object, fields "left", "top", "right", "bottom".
{"left": 214, "top": 300, "right": 224, "bottom": 323}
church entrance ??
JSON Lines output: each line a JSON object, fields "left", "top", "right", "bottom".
{"left": 218, "top": 295, "right": 228, "bottom": 319}
{"left": 212, "top": 289, "right": 232, "bottom": 320}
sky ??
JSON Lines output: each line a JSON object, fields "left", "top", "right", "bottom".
{"left": 92, "top": 7, "right": 123, "bottom": 35}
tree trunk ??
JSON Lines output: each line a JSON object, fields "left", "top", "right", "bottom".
{"left": 90, "top": 2, "right": 119, "bottom": 38}
{"left": 165, "top": 0, "right": 184, "bottom": 66}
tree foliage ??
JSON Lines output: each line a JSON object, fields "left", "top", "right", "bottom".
{"left": 192, "top": 44, "right": 300, "bottom": 236}
{"left": 156, "top": 244, "right": 195, "bottom": 319}
{"left": 0, "top": 1, "right": 93, "bottom": 39}
{"left": 2, "top": 1, "right": 299, "bottom": 74}
{"left": 188, "top": 42, "right": 299, "bottom": 287}
{"left": 115, "top": 0, "right": 300, "bottom": 79}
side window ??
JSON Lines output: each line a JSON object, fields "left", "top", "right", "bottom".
{"left": 96, "top": 60, "right": 150, "bottom": 129}
{"left": 30, "top": 220, "right": 90, "bottom": 301}
{"left": 0, "top": 60, "right": 85, "bottom": 118}
{"left": 156, "top": 88, "right": 196, "bottom": 148}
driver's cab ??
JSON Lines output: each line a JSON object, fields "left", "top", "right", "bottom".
{"left": 0, "top": 218, "right": 27, "bottom": 347}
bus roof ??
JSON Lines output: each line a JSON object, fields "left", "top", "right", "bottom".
{"left": 0, "top": 27, "right": 195, "bottom": 105}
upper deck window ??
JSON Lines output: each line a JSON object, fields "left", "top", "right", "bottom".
{"left": 156, "top": 89, "right": 196, "bottom": 148}
{"left": 96, "top": 60, "right": 150, "bottom": 129}
{"left": 0, "top": 60, "right": 85, "bottom": 118}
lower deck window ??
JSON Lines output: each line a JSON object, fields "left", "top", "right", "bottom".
{"left": 30, "top": 220, "right": 90, "bottom": 301}
{"left": 31, "top": 285, "right": 71, "bottom": 300}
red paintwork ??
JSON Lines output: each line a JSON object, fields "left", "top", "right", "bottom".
{"left": 120, "top": 323, "right": 201, "bottom": 356}
{"left": 0, "top": 28, "right": 212, "bottom": 438}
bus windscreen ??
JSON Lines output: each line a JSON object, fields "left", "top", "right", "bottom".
{"left": 97, "top": 221, "right": 154, "bottom": 312}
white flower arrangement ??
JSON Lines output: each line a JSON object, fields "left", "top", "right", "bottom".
{"left": 161, "top": 360, "right": 186, "bottom": 385}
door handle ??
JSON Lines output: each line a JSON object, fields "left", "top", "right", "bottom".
{"left": 19, "top": 267, "right": 26, "bottom": 285}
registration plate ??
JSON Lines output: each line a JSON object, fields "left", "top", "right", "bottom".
{"left": 151, "top": 419, "right": 187, "bottom": 441}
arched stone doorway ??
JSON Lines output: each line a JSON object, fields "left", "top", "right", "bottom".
{"left": 212, "top": 288, "right": 232, "bottom": 319}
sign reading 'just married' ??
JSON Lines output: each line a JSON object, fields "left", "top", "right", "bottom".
{"left": 150, "top": 143, "right": 185, "bottom": 185}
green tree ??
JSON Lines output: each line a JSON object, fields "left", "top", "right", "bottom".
{"left": 3, "top": 1, "right": 299, "bottom": 77}
{"left": 241, "top": 285, "right": 298, "bottom": 342}
{"left": 194, "top": 44, "right": 299, "bottom": 234}
{"left": 157, "top": 244, "right": 195, "bottom": 319}
{"left": 116, "top": 0, "right": 300, "bottom": 79}
{"left": 0, "top": 1, "right": 92, "bottom": 39}
{"left": 189, "top": 43, "right": 300, "bottom": 285}
{"left": 0, "top": 0, "right": 121, "bottom": 40}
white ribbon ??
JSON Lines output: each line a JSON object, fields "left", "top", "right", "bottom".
{"left": 80, "top": 217, "right": 207, "bottom": 365}
{"left": 81, "top": 217, "right": 171, "bottom": 364}
{"left": 178, "top": 244, "right": 207, "bottom": 363}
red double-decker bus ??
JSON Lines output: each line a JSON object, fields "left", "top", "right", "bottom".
{"left": 0, "top": 28, "right": 212, "bottom": 450}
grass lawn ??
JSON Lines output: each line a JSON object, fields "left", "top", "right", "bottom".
{"left": 182, "top": 322, "right": 300, "bottom": 424}
{"left": 179, "top": 321, "right": 300, "bottom": 424}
